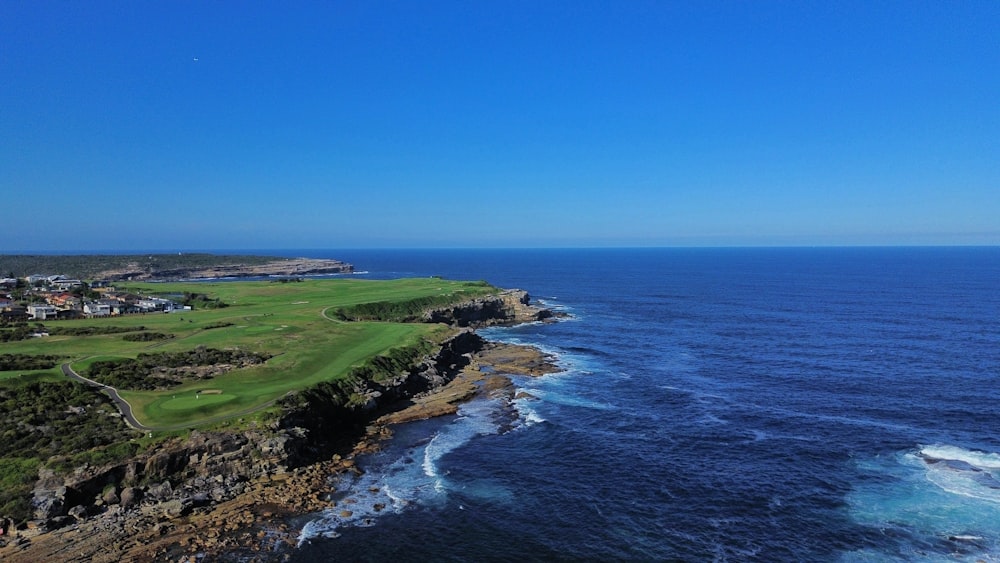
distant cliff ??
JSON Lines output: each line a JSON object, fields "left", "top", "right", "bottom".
{"left": 97, "top": 257, "right": 353, "bottom": 281}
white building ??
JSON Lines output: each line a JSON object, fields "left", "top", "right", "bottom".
{"left": 84, "top": 302, "right": 112, "bottom": 317}
{"left": 27, "top": 304, "right": 59, "bottom": 320}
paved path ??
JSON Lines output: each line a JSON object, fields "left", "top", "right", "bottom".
{"left": 61, "top": 363, "right": 153, "bottom": 431}
{"left": 61, "top": 363, "right": 290, "bottom": 433}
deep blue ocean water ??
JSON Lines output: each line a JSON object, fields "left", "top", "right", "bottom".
{"left": 267, "top": 248, "right": 999, "bottom": 562}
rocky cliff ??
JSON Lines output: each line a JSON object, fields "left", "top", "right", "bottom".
{"left": 423, "top": 289, "right": 555, "bottom": 327}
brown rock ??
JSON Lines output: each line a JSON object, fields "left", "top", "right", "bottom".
{"left": 120, "top": 487, "right": 140, "bottom": 508}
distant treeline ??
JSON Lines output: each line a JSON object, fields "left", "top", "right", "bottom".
{"left": 0, "top": 253, "right": 280, "bottom": 279}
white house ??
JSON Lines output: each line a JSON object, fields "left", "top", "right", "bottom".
{"left": 52, "top": 279, "right": 83, "bottom": 290}
{"left": 27, "top": 304, "right": 59, "bottom": 320}
{"left": 84, "top": 302, "right": 111, "bottom": 317}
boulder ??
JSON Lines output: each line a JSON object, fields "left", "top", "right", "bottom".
{"left": 146, "top": 481, "right": 173, "bottom": 501}
{"left": 68, "top": 505, "right": 88, "bottom": 521}
{"left": 119, "top": 487, "right": 141, "bottom": 508}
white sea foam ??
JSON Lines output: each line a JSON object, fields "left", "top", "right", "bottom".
{"left": 918, "top": 444, "right": 1000, "bottom": 504}
{"left": 514, "top": 397, "right": 546, "bottom": 427}
{"left": 297, "top": 397, "right": 503, "bottom": 546}
{"left": 920, "top": 444, "right": 1000, "bottom": 470}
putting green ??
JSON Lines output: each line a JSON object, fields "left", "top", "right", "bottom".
{"left": 160, "top": 392, "right": 235, "bottom": 411}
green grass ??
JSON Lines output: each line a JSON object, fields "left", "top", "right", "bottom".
{"left": 1, "top": 278, "right": 496, "bottom": 428}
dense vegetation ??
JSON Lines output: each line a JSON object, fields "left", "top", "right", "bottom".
{"left": 333, "top": 283, "right": 494, "bottom": 322}
{"left": 0, "top": 354, "right": 62, "bottom": 371}
{"left": 0, "top": 253, "right": 279, "bottom": 279}
{"left": 86, "top": 347, "right": 272, "bottom": 390}
{"left": 121, "top": 332, "right": 174, "bottom": 342}
{"left": 0, "top": 324, "right": 39, "bottom": 343}
{"left": 1, "top": 324, "right": 149, "bottom": 343}
{"left": 0, "top": 380, "right": 135, "bottom": 523}
{"left": 46, "top": 325, "right": 147, "bottom": 336}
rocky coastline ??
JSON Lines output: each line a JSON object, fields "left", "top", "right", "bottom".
{"left": 0, "top": 290, "right": 562, "bottom": 562}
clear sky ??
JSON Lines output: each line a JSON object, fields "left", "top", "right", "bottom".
{"left": 2, "top": 1, "right": 998, "bottom": 251}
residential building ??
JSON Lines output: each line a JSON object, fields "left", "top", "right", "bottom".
{"left": 84, "top": 302, "right": 111, "bottom": 317}
{"left": 27, "top": 304, "right": 59, "bottom": 320}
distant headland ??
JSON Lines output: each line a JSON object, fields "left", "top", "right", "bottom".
{"left": 0, "top": 254, "right": 353, "bottom": 281}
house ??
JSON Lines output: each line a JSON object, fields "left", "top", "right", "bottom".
{"left": 97, "top": 298, "right": 121, "bottom": 315}
{"left": 0, "top": 297, "right": 13, "bottom": 310}
{"left": 137, "top": 297, "right": 176, "bottom": 312}
{"left": 83, "top": 301, "right": 111, "bottom": 317}
{"left": 52, "top": 279, "right": 83, "bottom": 291}
{"left": 27, "top": 304, "right": 59, "bottom": 320}
{"left": 47, "top": 293, "right": 82, "bottom": 310}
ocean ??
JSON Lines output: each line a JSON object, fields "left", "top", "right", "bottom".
{"left": 267, "top": 248, "right": 1000, "bottom": 562}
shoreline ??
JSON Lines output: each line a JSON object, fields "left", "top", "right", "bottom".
{"left": 0, "top": 341, "right": 561, "bottom": 562}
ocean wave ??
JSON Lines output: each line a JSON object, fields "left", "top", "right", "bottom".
{"left": 512, "top": 396, "right": 546, "bottom": 428}
{"left": 918, "top": 444, "right": 1000, "bottom": 504}
{"left": 297, "top": 397, "right": 504, "bottom": 546}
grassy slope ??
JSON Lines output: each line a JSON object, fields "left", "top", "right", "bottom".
{"left": 0, "top": 278, "right": 496, "bottom": 428}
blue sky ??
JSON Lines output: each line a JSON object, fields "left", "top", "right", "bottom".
{"left": 2, "top": 1, "right": 998, "bottom": 250}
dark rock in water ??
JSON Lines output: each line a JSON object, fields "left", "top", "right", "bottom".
{"left": 941, "top": 459, "right": 980, "bottom": 472}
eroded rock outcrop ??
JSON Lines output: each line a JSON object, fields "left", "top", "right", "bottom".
{"left": 424, "top": 289, "right": 555, "bottom": 327}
